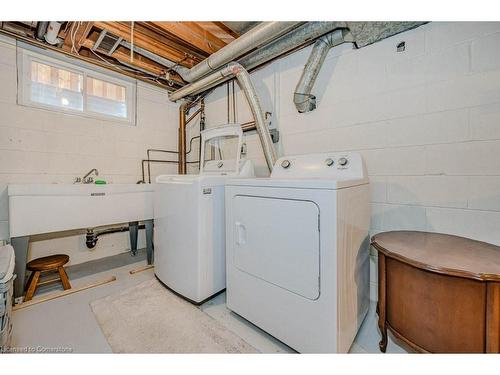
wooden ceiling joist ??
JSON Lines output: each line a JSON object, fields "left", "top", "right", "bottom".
{"left": 211, "top": 22, "right": 240, "bottom": 39}
{"left": 148, "top": 22, "right": 228, "bottom": 55}
{"left": 62, "top": 22, "right": 94, "bottom": 53}
{"left": 0, "top": 21, "right": 245, "bottom": 90}
{"left": 93, "top": 21, "right": 203, "bottom": 68}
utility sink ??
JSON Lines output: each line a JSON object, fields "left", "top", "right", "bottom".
{"left": 8, "top": 183, "right": 154, "bottom": 237}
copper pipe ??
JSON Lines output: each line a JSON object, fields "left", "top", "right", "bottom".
{"left": 186, "top": 107, "right": 202, "bottom": 124}
{"left": 240, "top": 111, "right": 272, "bottom": 131}
{"left": 241, "top": 120, "right": 256, "bottom": 131}
{"left": 178, "top": 99, "right": 204, "bottom": 174}
{"left": 178, "top": 103, "right": 188, "bottom": 174}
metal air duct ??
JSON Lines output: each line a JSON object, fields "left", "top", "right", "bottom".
{"left": 176, "top": 63, "right": 277, "bottom": 172}
{"left": 169, "top": 22, "right": 343, "bottom": 101}
{"left": 179, "top": 22, "right": 301, "bottom": 82}
{"left": 294, "top": 29, "right": 351, "bottom": 113}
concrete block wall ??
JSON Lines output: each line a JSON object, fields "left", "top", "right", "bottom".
{"left": 201, "top": 22, "right": 500, "bottom": 300}
{"left": 0, "top": 34, "right": 178, "bottom": 264}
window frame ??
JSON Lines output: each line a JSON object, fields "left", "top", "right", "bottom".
{"left": 18, "top": 48, "right": 137, "bottom": 126}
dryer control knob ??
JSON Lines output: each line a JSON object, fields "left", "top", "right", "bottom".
{"left": 325, "top": 158, "right": 334, "bottom": 167}
{"left": 338, "top": 157, "right": 348, "bottom": 166}
{"left": 281, "top": 159, "right": 291, "bottom": 169}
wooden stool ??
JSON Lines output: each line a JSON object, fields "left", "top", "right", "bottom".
{"left": 24, "top": 254, "right": 71, "bottom": 301}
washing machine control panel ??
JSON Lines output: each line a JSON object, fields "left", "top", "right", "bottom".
{"left": 272, "top": 152, "right": 366, "bottom": 180}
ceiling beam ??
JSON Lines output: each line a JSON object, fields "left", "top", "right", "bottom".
{"left": 148, "top": 22, "right": 227, "bottom": 54}
{"left": 211, "top": 22, "right": 240, "bottom": 39}
{"left": 62, "top": 22, "right": 94, "bottom": 53}
{"left": 93, "top": 21, "right": 202, "bottom": 68}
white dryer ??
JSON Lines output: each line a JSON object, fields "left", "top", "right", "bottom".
{"left": 225, "top": 152, "right": 370, "bottom": 353}
{"left": 154, "top": 124, "right": 254, "bottom": 304}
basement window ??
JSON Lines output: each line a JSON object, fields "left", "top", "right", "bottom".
{"left": 18, "top": 49, "right": 136, "bottom": 125}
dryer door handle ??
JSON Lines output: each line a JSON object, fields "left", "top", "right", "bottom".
{"left": 235, "top": 222, "right": 247, "bottom": 246}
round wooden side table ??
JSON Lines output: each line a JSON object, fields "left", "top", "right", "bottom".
{"left": 371, "top": 231, "right": 500, "bottom": 353}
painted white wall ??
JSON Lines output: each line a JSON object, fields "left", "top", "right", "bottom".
{"left": 0, "top": 34, "right": 178, "bottom": 265}
{"left": 201, "top": 22, "right": 500, "bottom": 300}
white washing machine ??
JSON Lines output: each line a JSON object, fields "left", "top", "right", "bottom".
{"left": 225, "top": 152, "right": 370, "bottom": 353}
{"left": 154, "top": 124, "right": 254, "bottom": 304}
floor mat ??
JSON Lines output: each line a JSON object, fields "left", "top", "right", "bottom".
{"left": 90, "top": 278, "right": 257, "bottom": 353}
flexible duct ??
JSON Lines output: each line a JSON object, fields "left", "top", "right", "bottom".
{"left": 177, "top": 63, "right": 277, "bottom": 172}
{"left": 294, "top": 29, "right": 351, "bottom": 113}
{"left": 228, "top": 64, "right": 278, "bottom": 171}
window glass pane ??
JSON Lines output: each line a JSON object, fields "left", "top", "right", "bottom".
{"left": 86, "top": 76, "right": 127, "bottom": 118}
{"left": 29, "top": 60, "right": 83, "bottom": 111}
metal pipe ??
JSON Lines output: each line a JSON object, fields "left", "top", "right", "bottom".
{"left": 178, "top": 102, "right": 188, "bottom": 174}
{"left": 120, "top": 40, "right": 190, "bottom": 77}
{"left": 239, "top": 21, "right": 344, "bottom": 69}
{"left": 141, "top": 135, "right": 202, "bottom": 183}
{"left": 241, "top": 121, "right": 256, "bottom": 132}
{"left": 169, "top": 22, "right": 343, "bottom": 100}
{"left": 178, "top": 99, "right": 204, "bottom": 174}
{"left": 180, "top": 22, "right": 301, "bottom": 82}
{"left": 232, "top": 80, "right": 236, "bottom": 122}
{"left": 294, "top": 29, "right": 351, "bottom": 113}
{"left": 186, "top": 106, "right": 203, "bottom": 124}
{"left": 86, "top": 226, "right": 144, "bottom": 249}
{"left": 35, "top": 21, "right": 49, "bottom": 40}
{"left": 123, "top": 22, "right": 300, "bottom": 83}
{"left": 227, "top": 82, "right": 230, "bottom": 123}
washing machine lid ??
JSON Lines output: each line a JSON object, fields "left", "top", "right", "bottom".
{"left": 200, "top": 124, "right": 243, "bottom": 176}
{"left": 156, "top": 159, "right": 255, "bottom": 185}
{"left": 228, "top": 152, "right": 368, "bottom": 189}
{"left": 156, "top": 174, "right": 230, "bottom": 185}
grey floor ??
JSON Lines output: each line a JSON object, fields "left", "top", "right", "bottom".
{"left": 11, "top": 251, "right": 408, "bottom": 354}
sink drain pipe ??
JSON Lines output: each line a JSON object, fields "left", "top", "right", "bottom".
{"left": 86, "top": 224, "right": 145, "bottom": 249}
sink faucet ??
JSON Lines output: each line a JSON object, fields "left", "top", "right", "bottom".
{"left": 74, "top": 168, "right": 99, "bottom": 184}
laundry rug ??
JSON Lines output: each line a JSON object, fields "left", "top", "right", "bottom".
{"left": 90, "top": 279, "right": 257, "bottom": 353}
